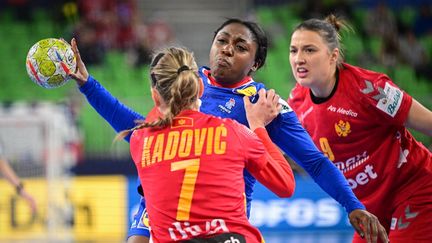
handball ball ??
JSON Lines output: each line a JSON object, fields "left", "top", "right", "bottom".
{"left": 26, "top": 38, "right": 76, "bottom": 89}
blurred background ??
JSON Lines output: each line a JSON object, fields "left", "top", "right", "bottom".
{"left": 0, "top": 0, "right": 431, "bottom": 242}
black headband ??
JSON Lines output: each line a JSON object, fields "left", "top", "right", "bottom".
{"left": 151, "top": 53, "right": 164, "bottom": 67}
{"left": 150, "top": 53, "right": 165, "bottom": 86}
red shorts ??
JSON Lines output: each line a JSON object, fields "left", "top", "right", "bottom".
{"left": 352, "top": 185, "right": 432, "bottom": 243}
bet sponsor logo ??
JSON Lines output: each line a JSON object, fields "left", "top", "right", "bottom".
{"left": 346, "top": 164, "right": 378, "bottom": 190}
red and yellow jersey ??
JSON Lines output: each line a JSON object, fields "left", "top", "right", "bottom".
{"left": 288, "top": 63, "right": 432, "bottom": 214}
{"left": 129, "top": 109, "right": 267, "bottom": 243}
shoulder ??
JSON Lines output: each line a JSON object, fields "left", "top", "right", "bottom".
{"left": 340, "top": 63, "right": 391, "bottom": 90}
{"left": 198, "top": 66, "right": 211, "bottom": 84}
{"left": 288, "top": 83, "right": 308, "bottom": 109}
{"left": 233, "top": 81, "right": 265, "bottom": 98}
{"left": 198, "top": 66, "right": 210, "bottom": 75}
{"left": 341, "top": 63, "right": 411, "bottom": 118}
{"left": 217, "top": 116, "right": 254, "bottom": 137}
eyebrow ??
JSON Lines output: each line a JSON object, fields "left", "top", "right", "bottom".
{"left": 290, "top": 44, "right": 315, "bottom": 48}
{"left": 218, "top": 31, "right": 248, "bottom": 43}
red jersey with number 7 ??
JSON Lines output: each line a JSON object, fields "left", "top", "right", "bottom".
{"left": 130, "top": 109, "right": 272, "bottom": 243}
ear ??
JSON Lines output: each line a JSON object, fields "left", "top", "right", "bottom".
{"left": 250, "top": 62, "right": 259, "bottom": 72}
{"left": 331, "top": 48, "right": 339, "bottom": 63}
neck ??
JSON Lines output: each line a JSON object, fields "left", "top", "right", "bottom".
{"left": 208, "top": 73, "right": 252, "bottom": 88}
{"left": 310, "top": 69, "right": 337, "bottom": 98}
{"left": 158, "top": 100, "right": 200, "bottom": 115}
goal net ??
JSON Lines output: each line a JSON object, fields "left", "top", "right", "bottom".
{"left": 0, "top": 101, "right": 79, "bottom": 242}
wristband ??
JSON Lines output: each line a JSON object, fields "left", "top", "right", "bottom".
{"left": 16, "top": 182, "right": 24, "bottom": 195}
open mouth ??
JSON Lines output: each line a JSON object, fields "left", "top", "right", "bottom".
{"left": 296, "top": 67, "right": 308, "bottom": 78}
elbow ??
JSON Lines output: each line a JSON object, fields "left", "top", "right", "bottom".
{"left": 276, "top": 180, "right": 296, "bottom": 198}
{"left": 276, "top": 188, "right": 295, "bottom": 198}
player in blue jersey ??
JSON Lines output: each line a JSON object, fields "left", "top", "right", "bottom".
{"left": 69, "top": 18, "right": 387, "bottom": 243}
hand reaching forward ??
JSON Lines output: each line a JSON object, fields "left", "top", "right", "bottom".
{"left": 349, "top": 209, "right": 389, "bottom": 243}
{"left": 243, "top": 89, "right": 281, "bottom": 131}
{"left": 67, "top": 38, "right": 89, "bottom": 86}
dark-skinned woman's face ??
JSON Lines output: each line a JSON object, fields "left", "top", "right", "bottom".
{"left": 209, "top": 23, "right": 258, "bottom": 86}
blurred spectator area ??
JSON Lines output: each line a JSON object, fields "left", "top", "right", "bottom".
{"left": 0, "top": 0, "right": 430, "bottom": 162}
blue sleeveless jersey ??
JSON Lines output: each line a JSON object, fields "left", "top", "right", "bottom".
{"left": 79, "top": 66, "right": 364, "bottom": 216}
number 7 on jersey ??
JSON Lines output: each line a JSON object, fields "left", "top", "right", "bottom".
{"left": 171, "top": 159, "right": 200, "bottom": 221}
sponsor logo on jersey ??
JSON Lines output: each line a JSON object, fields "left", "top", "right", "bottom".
{"left": 327, "top": 105, "right": 358, "bottom": 117}
{"left": 334, "top": 151, "right": 369, "bottom": 173}
{"left": 390, "top": 217, "right": 397, "bottom": 230}
{"left": 131, "top": 207, "right": 150, "bottom": 229}
{"left": 397, "top": 147, "right": 409, "bottom": 168}
{"left": 218, "top": 98, "right": 236, "bottom": 113}
{"left": 361, "top": 80, "right": 386, "bottom": 100}
{"left": 142, "top": 210, "right": 150, "bottom": 228}
{"left": 391, "top": 206, "right": 419, "bottom": 230}
{"left": 168, "top": 219, "right": 229, "bottom": 241}
{"left": 188, "top": 233, "right": 246, "bottom": 243}
{"left": 278, "top": 98, "right": 293, "bottom": 114}
{"left": 346, "top": 164, "right": 378, "bottom": 189}
{"left": 233, "top": 84, "right": 258, "bottom": 103}
{"left": 334, "top": 120, "right": 351, "bottom": 137}
{"left": 376, "top": 82, "right": 403, "bottom": 117}
{"left": 234, "top": 85, "right": 257, "bottom": 97}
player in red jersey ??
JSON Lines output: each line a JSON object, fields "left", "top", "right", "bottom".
{"left": 288, "top": 14, "right": 432, "bottom": 243}
{"left": 119, "top": 47, "right": 295, "bottom": 243}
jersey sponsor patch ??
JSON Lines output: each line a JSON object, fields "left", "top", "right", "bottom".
{"left": 279, "top": 98, "right": 293, "bottom": 114}
{"left": 391, "top": 217, "right": 397, "bottom": 230}
{"left": 183, "top": 232, "right": 246, "bottom": 243}
{"left": 376, "top": 82, "right": 403, "bottom": 117}
{"left": 234, "top": 85, "right": 257, "bottom": 97}
{"left": 130, "top": 207, "right": 150, "bottom": 230}
{"left": 234, "top": 84, "right": 259, "bottom": 103}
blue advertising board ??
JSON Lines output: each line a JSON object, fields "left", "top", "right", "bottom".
{"left": 250, "top": 175, "right": 353, "bottom": 232}
{"left": 127, "top": 175, "right": 354, "bottom": 233}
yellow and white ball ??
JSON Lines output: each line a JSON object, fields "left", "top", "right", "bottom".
{"left": 26, "top": 38, "right": 76, "bottom": 89}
